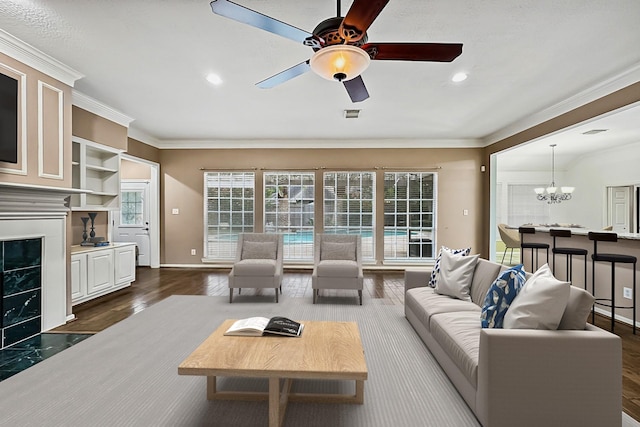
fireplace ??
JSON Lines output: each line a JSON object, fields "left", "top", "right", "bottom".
{"left": 0, "top": 182, "right": 79, "bottom": 348}
{"left": 1, "top": 238, "right": 43, "bottom": 348}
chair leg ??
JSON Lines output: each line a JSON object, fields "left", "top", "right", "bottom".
{"left": 359, "top": 290, "right": 363, "bottom": 305}
{"left": 229, "top": 288, "right": 233, "bottom": 303}
{"left": 509, "top": 248, "right": 514, "bottom": 265}
{"left": 313, "top": 289, "right": 316, "bottom": 304}
{"left": 275, "top": 289, "right": 279, "bottom": 303}
{"left": 500, "top": 249, "right": 506, "bottom": 265}
{"left": 238, "top": 288, "right": 241, "bottom": 294}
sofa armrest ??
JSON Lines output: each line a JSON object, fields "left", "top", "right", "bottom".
{"left": 476, "top": 325, "right": 621, "bottom": 427}
{"left": 404, "top": 268, "right": 432, "bottom": 294}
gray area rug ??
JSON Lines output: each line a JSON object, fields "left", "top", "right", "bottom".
{"left": 0, "top": 295, "right": 637, "bottom": 427}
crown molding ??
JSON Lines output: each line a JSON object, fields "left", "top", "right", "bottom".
{"left": 72, "top": 90, "right": 134, "bottom": 128}
{"left": 152, "top": 138, "right": 483, "bottom": 150}
{"left": 127, "top": 126, "right": 161, "bottom": 148}
{"left": 483, "top": 62, "right": 640, "bottom": 146}
{"left": 0, "top": 29, "right": 83, "bottom": 87}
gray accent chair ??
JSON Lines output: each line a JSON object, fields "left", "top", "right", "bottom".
{"left": 228, "top": 233, "right": 283, "bottom": 303}
{"left": 312, "top": 234, "right": 363, "bottom": 305}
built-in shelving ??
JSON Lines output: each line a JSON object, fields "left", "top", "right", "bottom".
{"left": 70, "top": 136, "right": 122, "bottom": 210}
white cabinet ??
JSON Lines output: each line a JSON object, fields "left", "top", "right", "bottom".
{"left": 70, "top": 136, "right": 121, "bottom": 211}
{"left": 70, "top": 253, "right": 87, "bottom": 301}
{"left": 114, "top": 244, "right": 136, "bottom": 285}
{"left": 87, "top": 249, "right": 115, "bottom": 295}
{"left": 71, "top": 243, "right": 136, "bottom": 305}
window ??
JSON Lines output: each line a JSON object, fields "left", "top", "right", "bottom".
{"left": 120, "top": 190, "right": 144, "bottom": 226}
{"left": 323, "top": 172, "right": 375, "bottom": 260}
{"left": 507, "top": 184, "right": 550, "bottom": 226}
{"left": 383, "top": 172, "right": 436, "bottom": 260}
{"left": 204, "top": 172, "right": 255, "bottom": 259}
{"left": 264, "top": 172, "right": 315, "bottom": 261}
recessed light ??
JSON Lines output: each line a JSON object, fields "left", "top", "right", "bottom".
{"left": 451, "top": 72, "right": 468, "bottom": 83}
{"left": 206, "top": 73, "right": 223, "bottom": 86}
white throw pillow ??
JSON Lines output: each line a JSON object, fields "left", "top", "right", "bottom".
{"left": 434, "top": 250, "right": 479, "bottom": 302}
{"left": 558, "top": 285, "right": 595, "bottom": 330}
{"left": 503, "top": 264, "right": 570, "bottom": 330}
{"left": 428, "top": 246, "right": 471, "bottom": 287}
{"left": 242, "top": 241, "right": 277, "bottom": 260}
{"left": 321, "top": 242, "right": 356, "bottom": 261}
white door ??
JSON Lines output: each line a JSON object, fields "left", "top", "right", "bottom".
{"left": 607, "top": 186, "right": 632, "bottom": 232}
{"left": 114, "top": 181, "right": 151, "bottom": 266}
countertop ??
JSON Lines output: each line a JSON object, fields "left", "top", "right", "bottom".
{"left": 525, "top": 226, "right": 640, "bottom": 241}
{"left": 71, "top": 242, "right": 136, "bottom": 254}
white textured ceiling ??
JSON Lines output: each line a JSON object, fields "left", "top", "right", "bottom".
{"left": 0, "top": 0, "right": 639, "bottom": 156}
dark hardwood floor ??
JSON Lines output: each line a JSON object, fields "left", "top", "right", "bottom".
{"left": 55, "top": 266, "right": 640, "bottom": 421}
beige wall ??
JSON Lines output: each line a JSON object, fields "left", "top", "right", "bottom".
{"left": 126, "top": 137, "right": 160, "bottom": 163}
{"left": 69, "top": 211, "right": 109, "bottom": 246}
{"left": 121, "top": 158, "right": 151, "bottom": 180}
{"left": 160, "top": 147, "right": 484, "bottom": 265}
{"left": 0, "top": 52, "right": 72, "bottom": 188}
{"left": 72, "top": 106, "right": 128, "bottom": 151}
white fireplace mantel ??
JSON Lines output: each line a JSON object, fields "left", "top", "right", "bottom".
{"left": 0, "top": 182, "right": 86, "bottom": 217}
{"left": 0, "top": 181, "right": 86, "bottom": 331}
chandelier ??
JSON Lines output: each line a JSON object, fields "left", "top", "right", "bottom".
{"left": 534, "top": 144, "right": 574, "bottom": 204}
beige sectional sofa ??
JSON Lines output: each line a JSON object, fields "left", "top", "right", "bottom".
{"left": 404, "top": 258, "right": 622, "bottom": 427}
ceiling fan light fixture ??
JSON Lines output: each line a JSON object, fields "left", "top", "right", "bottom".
{"left": 310, "top": 45, "right": 371, "bottom": 82}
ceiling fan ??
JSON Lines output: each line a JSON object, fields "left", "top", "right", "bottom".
{"left": 210, "top": 0, "right": 463, "bottom": 102}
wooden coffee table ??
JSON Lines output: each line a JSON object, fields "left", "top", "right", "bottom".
{"left": 178, "top": 320, "right": 368, "bottom": 427}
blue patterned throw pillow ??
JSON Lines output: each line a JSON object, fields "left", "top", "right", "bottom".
{"left": 480, "top": 264, "right": 526, "bottom": 328}
{"left": 428, "top": 246, "right": 471, "bottom": 288}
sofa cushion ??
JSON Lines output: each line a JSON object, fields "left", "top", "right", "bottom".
{"left": 405, "top": 287, "right": 480, "bottom": 329}
{"left": 503, "top": 264, "right": 570, "bottom": 330}
{"left": 320, "top": 241, "right": 356, "bottom": 261}
{"left": 242, "top": 241, "right": 277, "bottom": 260}
{"left": 470, "top": 260, "right": 507, "bottom": 306}
{"left": 428, "top": 246, "right": 471, "bottom": 287}
{"left": 480, "top": 264, "right": 526, "bottom": 328}
{"left": 316, "top": 260, "right": 359, "bottom": 277}
{"left": 435, "top": 251, "right": 479, "bottom": 302}
{"left": 558, "top": 285, "right": 595, "bottom": 330}
{"left": 430, "top": 311, "right": 482, "bottom": 388}
{"left": 233, "top": 259, "right": 277, "bottom": 276}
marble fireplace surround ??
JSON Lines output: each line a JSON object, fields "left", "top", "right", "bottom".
{"left": 0, "top": 182, "right": 84, "bottom": 333}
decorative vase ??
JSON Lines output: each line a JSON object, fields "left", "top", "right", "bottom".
{"left": 88, "top": 212, "right": 97, "bottom": 241}
{"left": 81, "top": 217, "right": 89, "bottom": 243}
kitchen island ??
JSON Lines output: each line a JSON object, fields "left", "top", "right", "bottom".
{"left": 517, "top": 227, "right": 639, "bottom": 330}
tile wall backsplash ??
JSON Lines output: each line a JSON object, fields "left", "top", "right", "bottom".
{"left": 1, "top": 238, "right": 42, "bottom": 348}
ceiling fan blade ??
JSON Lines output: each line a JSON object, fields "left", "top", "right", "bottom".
{"left": 343, "top": 75, "right": 370, "bottom": 103}
{"left": 362, "top": 42, "right": 463, "bottom": 62}
{"left": 339, "top": 0, "right": 390, "bottom": 42}
{"left": 210, "top": 0, "right": 313, "bottom": 44}
{"left": 256, "top": 60, "right": 311, "bottom": 89}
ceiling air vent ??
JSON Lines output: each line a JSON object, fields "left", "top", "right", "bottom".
{"left": 344, "top": 109, "right": 360, "bottom": 119}
{"left": 582, "top": 129, "right": 608, "bottom": 135}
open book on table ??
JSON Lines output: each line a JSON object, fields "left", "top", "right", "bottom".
{"left": 224, "top": 316, "right": 304, "bottom": 337}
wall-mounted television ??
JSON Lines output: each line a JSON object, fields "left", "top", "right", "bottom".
{"left": 0, "top": 72, "right": 18, "bottom": 164}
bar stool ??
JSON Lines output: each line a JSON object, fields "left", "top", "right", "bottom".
{"left": 519, "top": 227, "right": 549, "bottom": 271}
{"left": 550, "top": 229, "right": 588, "bottom": 289}
{"left": 589, "top": 231, "right": 637, "bottom": 334}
